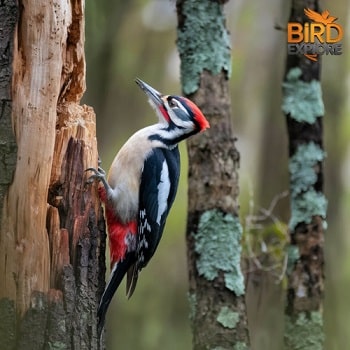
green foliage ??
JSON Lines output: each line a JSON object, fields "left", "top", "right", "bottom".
{"left": 243, "top": 216, "right": 289, "bottom": 284}
{"left": 282, "top": 67, "right": 325, "bottom": 123}
{"left": 177, "top": 0, "right": 231, "bottom": 95}
{"left": 216, "top": 306, "right": 240, "bottom": 329}
{"left": 259, "top": 222, "right": 288, "bottom": 259}
{"left": 194, "top": 209, "right": 245, "bottom": 296}
{"left": 284, "top": 312, "right": 324, "bottom": 350}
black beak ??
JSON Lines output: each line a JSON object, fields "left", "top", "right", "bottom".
{"left": 135, "top": 78, "right": 164, "bottom": 108}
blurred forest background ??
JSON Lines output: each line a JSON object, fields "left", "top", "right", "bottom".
{"left": 83, "top": 0, "right": 349, "bottom": 349}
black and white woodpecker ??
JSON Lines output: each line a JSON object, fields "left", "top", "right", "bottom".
{"left": 87, "top": 79, "right": 209, "bottom": 337}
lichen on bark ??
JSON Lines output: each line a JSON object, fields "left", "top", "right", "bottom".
{"left": 282, "top": 67, "right": 324, "bottom": 124}
{"left": 285, "top": 312, "right": 324, "bottom": 350}
{"left": 177, "top": 0, "right": 231, "bottom": 95}
{"left": 177, "top": 0, "right": 249, "bottom": 347}
{"left": 288, "top": 142, "right": 327, "bottom": 231}
{"left": 289, "top": 142, "right": 326, "bottom": 197}
{"left": 194, "top": 209, "right": 244, "bottom": 296}
{"left": 217, "top": 306, "right": 240, "bottom": 329}
{"left": 283, "top": 2, "right": 326, "bottom": 349}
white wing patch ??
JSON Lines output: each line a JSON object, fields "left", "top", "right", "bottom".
{"left": 157, "top": 160, "right": 170, "bottom": 224}
{"left": 138, "top": 209, "right": 151, "bottom": 265}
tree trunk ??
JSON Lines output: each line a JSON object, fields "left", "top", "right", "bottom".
{"left": 0, "top": 1, "right": 105, "bottom": 349}
{"left": 282, "top": 1, "right": 326, "bottom": 349}
{"left": 176, "top": 1, "right": 250, "bottom": 349}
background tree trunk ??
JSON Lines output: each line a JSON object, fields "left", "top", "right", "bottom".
{"left": 176, "top": 1, "right": 250, "bottom": 349}
{"left": 0, "top": 0, "right": 105, "bottom": 349}
{"left": 282, "top": 0, "right": 326, "bottom": 349}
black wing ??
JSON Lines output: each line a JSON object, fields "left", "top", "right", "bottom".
{"left": 126, "top": 146, "right": 180, "bottom": 297}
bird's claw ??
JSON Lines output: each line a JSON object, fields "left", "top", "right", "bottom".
{"left": 85, "top": 166, "right": 106, "bottom": 185}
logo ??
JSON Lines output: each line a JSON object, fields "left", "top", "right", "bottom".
{"left": 287, "top": 8, "right": 343, "bottom": 61}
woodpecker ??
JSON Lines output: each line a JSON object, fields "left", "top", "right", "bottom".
{"left": 86, "top": 78, "right": 209, "bottom": 337}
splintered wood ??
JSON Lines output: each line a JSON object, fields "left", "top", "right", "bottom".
{"left": 0, "top": 0, "right": 101, "bottom": 317}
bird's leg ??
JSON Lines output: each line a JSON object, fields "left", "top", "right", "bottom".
{"left": 85, "top": 166, "right": 110, "bottom": 192}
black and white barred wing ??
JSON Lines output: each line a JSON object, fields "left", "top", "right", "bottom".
{"left": 126, "top": 147, "right": 180, "bottom": 297}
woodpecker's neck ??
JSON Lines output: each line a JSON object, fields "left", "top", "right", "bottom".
{"left": 148, "top": 123, "right": 196, "bottom": 149}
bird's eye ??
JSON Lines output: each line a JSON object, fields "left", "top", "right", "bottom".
{"left": 168, "top": 98, "right": 178, "bottom": 109}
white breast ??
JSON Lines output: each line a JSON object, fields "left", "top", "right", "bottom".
{"left": 106, "top": 125, "right": 160, "bottom": 223}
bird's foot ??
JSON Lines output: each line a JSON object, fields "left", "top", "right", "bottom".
{"left": 85, "top": 166, "right": 109, "bottom": 191}
{"left": 85, "top": 166, "right": 106, "bottom": 182}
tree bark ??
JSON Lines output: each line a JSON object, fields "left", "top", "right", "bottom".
{"left": 0, "top": 0, "right": 105, "bottom": 349}
{"left": 282, "top": 0, "right": 326, "bottom": 349}
{"left": 176, "top": 1, "right": 250, "bottom": 349}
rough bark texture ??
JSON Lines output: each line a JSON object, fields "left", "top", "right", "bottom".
{"left": 283, "top": 0, "right": 326, "bottom": 349}
{"left": 0, "top": 0, "right": 18, "bottom": 231}
{"left": 0, "top": 0, "right": 105, "bottom": 349}
{"left": 0, "top": 5, "right": 18, "bottom": 348}
{"left": 177, "top": 1, "right": 250, "bottom": 349}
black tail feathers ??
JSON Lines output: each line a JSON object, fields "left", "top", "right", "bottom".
{"left": 97, "top": 254, "right": 135, "bottom": 338}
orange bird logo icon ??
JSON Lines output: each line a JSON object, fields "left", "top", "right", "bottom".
{"left": 304, "top": 8, "right": 338, "bottom": 25}
{"left": 303, "top": 8, "right": 339, "bottom": 61}
{"left": 287, "top": 8, "right": 343, "bottom": 62}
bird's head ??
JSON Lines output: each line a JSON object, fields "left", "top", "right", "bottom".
{"left": 135, "top": 78, "right": 210, "bottom": 135}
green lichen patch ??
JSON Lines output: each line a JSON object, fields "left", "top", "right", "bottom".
{"left": 177, "top": 0, "right": 231, "bottom": 95}
{"left": 282, "top": 67, "right": 324, "bottom": 123}
{"left": 288, "top": 142, "right": 327, "bottom": 231}
{"left": 289, "top": 142, "right": 325, "bottom": 197}
{"left": 217, "top": 306, "right": 239, "bottom": 329}
{"left": 234, "top": 342, "right": 250, "bottom": 350}
{"left": 211, "top": 343, "right": 249, "bottom": 350}
{"left": 187, "top": 292, "right": 197, "bottom": 323}
{"left": 285, "top": 311, "right": 324, "bottom": 350}
{"left": 194, "top": 209, "right": 245, "bottom": 296}
{"left": 289, "top": 189, "right": 327, "bottom": 231}
{"left": 48, "top": 342, "right": 67, "bottom": 350}
{"left": 286, "top": 244, "right": 300, "bottom": 275}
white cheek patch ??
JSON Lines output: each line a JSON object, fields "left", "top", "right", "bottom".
{"left": 156, "top": 160, "right": 170, "bottom": 224}
{"left": 165, "top": 100, "right": 194, "bottom": 130}
{"left": 178, "top": 102, "right": 190, "bottom": 116}
{"left": 169, "top": 109, "right": 194, "bottom": 129}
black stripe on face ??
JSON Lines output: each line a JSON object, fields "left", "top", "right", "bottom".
{"left": 148, "top": 127, "right": 197, "bottom": 146}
